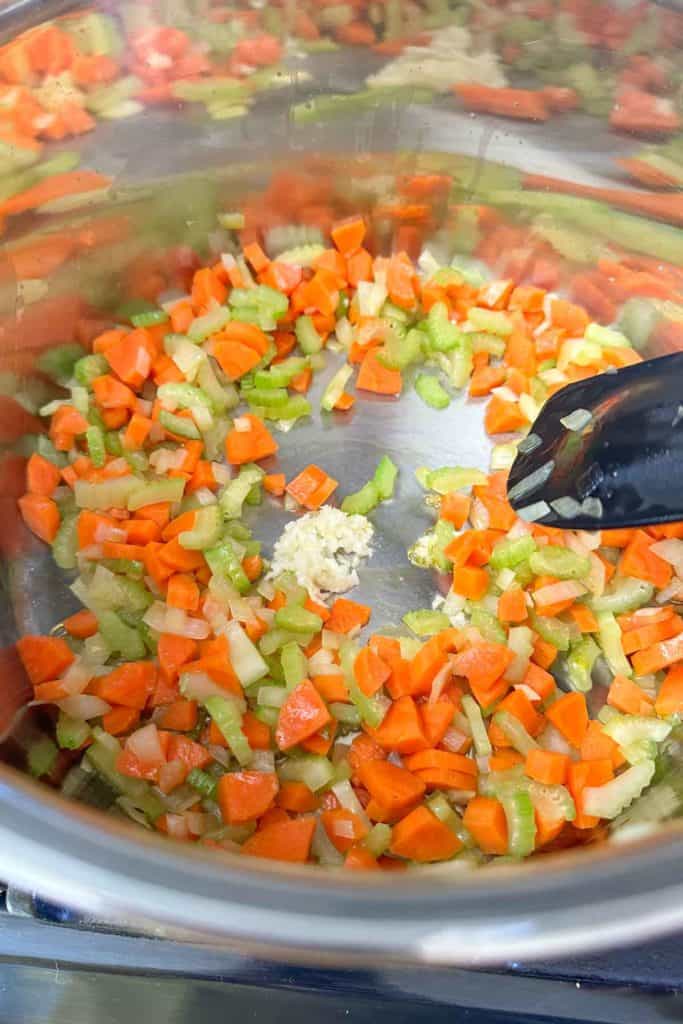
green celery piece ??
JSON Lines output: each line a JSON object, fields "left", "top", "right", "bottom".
{"left": 117, "top": 298, "right": 156, "bottom": 322}
{"left": 278, "top": 754, "right": 335, "bottom": 791}
{"left": 373, "top": 455, "right": 398, "bottom": 500}
{"left": 341, "top": 480, "right": 380, "bottom": 516}
{"left": 295, "top": 315, "right": 323, "bottom": 354}
{"left": 493, "top": 711, "right": 538, "bottom": 756}
{"left": 57, "top": 712, "right": 91, "bottom": 750}
{"left": 408, "top": 519, "right": 455, "bottom": 572}
{"left": 124, "top": 450, "right": 148, "bottom": 474}
{"left": 197, "top": 359, "right": 238, "bottom": 413}
{"left": 179, "top": 505, "right": 222, "bottom": 550}
{"left": 52, "top": 514, "right": 78, "bottom": 570}
{"left": 469, "top": 607, "right": 506, "bottom": 645}
{"left": 425, "top": 466, "right": 488, "bottom": 494}
{"left": 157, "top": 382, "right": 213, "bottom": 422}
{"left": 101, "top": 558, "right": 144, "bottom": 579}
{"left": 597, "top": 611, "right": 632, "bottom": 678}
{"left": 273, "top": 572, "right": 308, "bottom": 605}
{"left": 330, "top": 703, "right": 360, "bottom": 726}
{"left": 36, "top": 436, "right": 66, "bottom": 467}
{"left": 424, "top": 301, "right": 463, "bottom": 352}
{"left": 415, "top": 373, "right": 450, "bottom": 410}
{"left": 86, "top": 425, "right": 106, "bottom": 468}
{"left": 188, "top": 306, "right": 231, "bottom": 343}
{"left": 37, "top": 344, "right": 85, "bottom": 384}
{"left": 377, "top": 327, "right": 422, "bottom": 371}
{"left": 281, "top": 642, "right": 308, "bottom": 691}
{"left": 321, "top": 363, "right": 353, "bottom": 412}
{"left": 501, "top": 790, "right": 536, "bottom": 858}
{"left": 529, "top": 545, "right": 590, "bottom": 581}
{"left": 204, "top": 695, "right": 251, "bottom": 766}
{"left": 462, "top": 695, "right": 492, "bottom": 758}
{"left": 97, "top": 610, "right": 146, "bottom": 660}
{"left": 260, "top": 628, "right": 314, "bottom": 658}
{"left": 589, "top": 578, "right": 654, "bottom": 614}
{"left": 242, "top": 386, "right": 289, "bottom": 408}
{"left": 255, "top": 358, "right": 308, "bottom": 389}
{"left": 275, "top": 605, "right": 323, "bottom": 635}
{"left": 364, "top": 823, "right": 392, "bottom": 857}
{"left": 582, "top": 760, "right": 655, "bottom": 820}
{"left": 230, "top": 284, "right": 288, "bottom": 325}
{"left": 105, "top": 431, "right": 123, "bottom": 456}
{"left": 158, "top": 409, "right": 201, "bottom": 440}
{"left": 28, "top": 736, "right": 58, "bottom": 778}
{"left": 565, "top": 636, "right": 600, "bottom": 693}
{"left": 617, "top": 298, "right": 661, "bottom": 351}
{"left": 116, "top": 577, "right": 153, "bottom": 613}
{"left": 490, "top": 535, "right": 537, "bottom": 570}
{"left": 131, "top": 309, "right": 169, "bottom": 328}
{"left": 220, "top": 464, "right": 264, "bottom": 519}
{"left": 172, "top": 78, "right": 249, "bottom": 104}
{"left": 205, "top": 540, "right": 250, "bottom": 593}
{"left": 186, "top": 767, "right": 218, "bottom": 800}
{"left": 75, "top": 476, "right": 140, "bottom": 511}
{"left": 256, "top": 396, "right": 311, "bottom": 422}
{"left": 85, "top": 739, "right": 164, "bottom": 819}
{"left": 403, "top": 609, "right": 451, "bottom": 637}
{"left": 529, "top": 611, "right": 571, "bottom": 651}
{"left": 127, "top": 477, "right": 185, "bottom": 511}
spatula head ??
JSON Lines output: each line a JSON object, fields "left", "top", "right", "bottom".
{"left": 507, "top": 352, "right": 683, "bottom": 531}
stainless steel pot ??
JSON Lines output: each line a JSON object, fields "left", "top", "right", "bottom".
{"left": 0, "top": 0, "right": 682, "bottom": 965}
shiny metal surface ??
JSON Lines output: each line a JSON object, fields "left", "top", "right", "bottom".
{"left": 0, "top": 0, "right": 682, "bottom": 965}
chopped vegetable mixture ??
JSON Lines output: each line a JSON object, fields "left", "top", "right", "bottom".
{"left": 14, "top": 204, "right": 683, "bottom": 871}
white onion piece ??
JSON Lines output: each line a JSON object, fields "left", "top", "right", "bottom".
{"left": 195, "top": 488, "right": 217, "bottom": 506}
{"left": 158, "top": 760, "right": 187, "bottom": 794}
{"left": 516, "top": 500, "right": 551, "bottom": 523}
{"left": 249, "top": 750, "right": 275, "bottom": 772}
{"left": 308, "top": 649, "right": 335, "bottom": 676}
{"left": 211, "top": 462, "right": 231, "bottom": 485}
{"left": 61, "top": 657, "right": 96, "bottom": 695}
{"left": 165, "top": 813, "right": 190, "bottom": 840}
{"left": 656, "top": 578, "right": 683, "bottom": 604}
{"left": 550, "top": 496, "right": 582, "bottom": 519}
{"left": 126, "top": 723, "right": 165, "bottom": 766}
{"left": 491, "top": 385, "right": 519, "bottom": 403}
{"left": 506, "top": 626, "right": 534, "bottom": 683}
{"left": 331, "top": 780, "right": 370, "bottom": 827}
{"left": 560, "top": 408, "right": 592, "bottom": 432}
{"left": 186, "top": 811, "right": 208, "bottom": 836}
{"left": 508, "top": 461, "right": 555, "bottom": 504}
{"left": 78, "top": 544, "right": 104, "bottom": 561}
{"left": 429, "top": 660, "right": 453, "bottom": 705}
{"left": 181, "top": 672, "right": 245, "bottom": 707}
{"left": 469, "top": 497, "right": 490, "bottom": 530}
{"left": 513, "top": 683, "right": 542, "bottom": 703}
{"left": 441, "top": 728, "right": 468, "bottom": 753}
{"left": 143, "top": 601, "right": 210, "bottom": 639}
{"left": 233, "top": 417, "right": 251, "bottom": 432}
{"left": 651, "top": 539, "right": 683, "bottom": 578}
{"left": 57, "top": 695, "right": 111, "bottom": 719}
{"left": 533, "top": 580, "right": 586, "bottom": 607}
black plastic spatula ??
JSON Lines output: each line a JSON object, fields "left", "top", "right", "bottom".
{"left": 506, "top": 352, "right": 683, "bottom": 531}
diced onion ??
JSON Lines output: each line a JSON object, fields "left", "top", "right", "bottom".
{"left": 331, "top": 779, "right": 370, "bottom": 827}
{"left": 249, "top": 750, "right": 275, "bottom": 772}
{"left": 651, "top": 539, "right": 683, "bottom": 578}
{"left": 516, "top": 500, "right": 551, "bottom": 523}
{"left": 491, "top": 385, "right": 519, "bottom": 403}
{"left": 308, "top": 649, "right": 336, "bottom": 675}
{"left": 550, "top": 496, "right": 582, "bottom": 519}
{"left": 195, "top": 488, "right": 217, "bottom": 506}
{"left": 580, "top": 497, "right": 603, "bottom": 519}
{"left": 211, "top": 462, "right": 231, "bottom": 485}
{"left": 441, "top": 728, "right": 468, "bottom": 753}
{"left": 126, "top": 723, "right": 165, "bottom": 766}
{"left": 429, "top": 660, "right": 453, "bottom": 705}
{"left": 469, "top": 497, "right": 490, "bottom": 530}
{"left": 61, "top": 657, "right": 96, "bottom": 696}
{"left": 158, "top": 760, "right": 187, "bottom": 794}
{"left": 143, "top": 601, "right": 210, "bottom": 639}
{"left": 517, "top": 433, "right": 541, "bottom": 455}
{"left": 534, "top": 580, "right": 586, "bottom": 606}
{"left": 165, "top": 813, "right": 190, "bottom": 840}
{"left": 513, "top": 683, "right": 542, "bottom": 703}
{"left": 508, "top": 461, "right": 555, "bottom": 504}
{"left": 57, "top": 695, "right": 111, "bottom": 719}
{"left": 234, "top": 417, "right": 251, "bottom": 432}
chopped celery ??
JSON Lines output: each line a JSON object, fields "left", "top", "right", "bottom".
{"left": 117, "top": 577, "right": 153, "bottom": 613}
{"left": 408, "top": 519, "right": 455, "bottom": 572}
{"left": 186, "top": 767, "right": 218, "bottom": 800}
{"left": 603, "top": 714, "right": 671, "bottom": 764}
{"left": 403, "top": 609, "right": 451, "bottom": 636}
{"left": 128, "top": 477, "right": 186, "bottom": 511}
{"left": 257, "top": 685, "right": 287, "bottom": 708}
{"left": 373, "top": 455, "right": 398, "bottom": 500}
{"left": 225, "top": 620, "right": 268, "bottom": 686}
{"left": 75, "top": 476, "right": 139, "bottom": 511}
{"left": 243, "top": 386, "right": 290, "bottom": 409}
{"left": 330, "top": 703, "right": 360, "bottom": 726}
{"left": 589, "top": 579, "right": 654, "bottom": 615}
{"left": 277, "top": 755, "right": 334, "bottom": 791}
{"left": 187, "top": 307, "right": 231, "bottom": 343}
{"left": 52, "top": 514, "right": 78, "bottom": 571}
{"left": 424, "top": 302, "right": 463, "bottom": 352}
{"left": 462, "top": 695, "right": 492, "bottom": 758}
{"left": 37, "top": 344, "right": 85, "bottom": 384}
{"left": 467, "top": 308, "right": 512, "bottom": 336}
{"left": 97, "top": 610, "right": 146, "bottom": 660}
{"left": 291, "top": 85, "right": 435, "bottom": 124}
{"left": 423, "top": 466, "right": 488, "bottom": 495}
{"left": 415, "top": 374, "right": 450, "bottom": 410}
{"left": 493, "top": 711, "right": 538, "bottom": 756}
{"left": 206, "top": 540, "right": 250, "bottom": 593}
{"left": 57, "top": 712, "right": 91, "bottom": 750}
{"left": 179, "top": 505, "right": 222, "bottom": 550}
{"left": 583, "top": 760, "right": 656, "bottom": 820}
{"left": 596, "top": 611, "right": 632, "bottom": 679}
{"left": 364, "top": 822, "right": 392, "bottom": 857}
{"left": 130, "top": 309, "right": 169, "bottom": 329}
{"left": 341, "top": 480, "right": 380, "bottom": 516}
{"left": 321, "top": 364, "right": 353, "bottom": 412}
{"left": 340, "top": 642, "right": 385, "bottom": 728}
{"left": 378, "top": 327, "right": 422, "bottom": 370}
{"left": 28, "top": 736, "right": 58, "bottom": 778}
{"left": 529, "top": 611, "right": 571, "bottom": 652}
{"left": 158, "top": 410, "right": 201, "bottom": 440}
{"left": 426, "top": 793, "right": 471, "bottom": 846}
{"left": 220, "top": 464, "right": 264, "bottom": 520}
{"left": 501, "top": 790, "right": 536, "bottom": 858}
{"left": 85, "top": 738, "right": 164, "bottom": 820}
{"left": 470, "top": 607, "right": 506, "bottom": 645}
{"left": 230, "top": 285, "right": 288, "bottom": 328}
{"left": 204, "top": 695, "right": 251, "bottom": 766}
{"left": 255, "top": 358, "right": 308, "bottom": 389}
{"left": 274, "top": 605, "right": 323, "bottom": 635}
{"left": 529, "top": 546, "right": 590, "bottom": 581}
{"left": 565, "top": 636, "right": 600, "bottom": 693}
{"left": 86, "top": 425, "right": 106, "bottom": 468}
{"left": 490, "top": 535, "right": 537, "bottom": 570}
{"left": 198, "top": 359, "right": 238, "bottom": 412}
{"left": 295, "top": 315, "right": 323, "bottom": 354}
{"left": 258, "top": 396, "right": 311, "bottom": 422}
{"left": 281, "top": 642, "right": 308, "bottom": 691}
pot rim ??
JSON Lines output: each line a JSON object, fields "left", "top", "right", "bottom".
{"left": 2, "top": 763, "right": 683, "bottom": 965}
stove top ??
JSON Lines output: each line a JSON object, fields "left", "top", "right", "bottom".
{"left": 1, "top": 885, "right": 682, "bottom": 1024}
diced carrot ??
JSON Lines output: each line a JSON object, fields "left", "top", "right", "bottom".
{"left": 655, "top": 664, "right": 683, "bottom": 717}
{"left": 102, "top": 706, "right": 140, "bottom": 736}
{"left": 241, "top": 816, "right": 316, "bottom": 862}
{"left": 286, "top": 464, "right": 338, "bottom": 510}
{"left": 356, "top": 349, "right": 402, "bottom": 396}
{"left": 453, "top": 565, "right": 490, "bottom": 600}
{"left": 370, "top": 695, "right": 428, "bottom": 754}
{"left": 225, "top": 414, "right": 278, "bottom": 465}
{"left": 463, "top": 796, "right": 508, "bottom": 855}
{"left": 469, "top": 365, "right": 507, "bottom": 397}
{"left": 619, "top": 530, "right": 672, "bottom": 589}
{"left": 26, "top": 453, "right": 60, "bottom": 498}
{"left": 275, "top": 679, "right": 332, "bottom": 751}
{"left": 525, "top": 749, "right": 569, "bottom": 786}
{"left": 354, "top": 645, "right": 391, "bottom": 696}
{"left": 348, "top": 733, "right": 386, "bottom": 785}
{"left": 326, "top": 597, "right": 371, "bottom": 634}
{"left": 156, "top": 699, "right": 198, "bottom": 732}
{"left": 452, "top": 642, "right": 515, "bottom": 694}
{"left": 632, "top": 632, "right": 683, "bottom": 676}
{"left": 546, "top": 692, "right": 589, "bottom": 748}
{"left": 569, "top": 604, "right": 599, "bottom": 633}
{"left": 454, "top": 83, "right": 549, "bottom": 121}
{"left": 607, "top": 674, "right": 654, "bottom": 716}
{"left": 390, "top": 805, "right": 462, "bottom": 862}
{"left": 322, "top": 807, "right": 369, "bottom": 853}
{"left": 568, "top": 759, "right": 614, "bottom": 830}
{"left": 344, "top": 846, "right": 380, "bottom": 870}
{"left": 523, "top": 662, "right": 556, "bottom": 702}
{"left": 18, "top": 493, "right": 60, "bottom": 543}
{"left": 63, "top": 609, "right": 98, "bottom": 639}
{"left": 419, "top": 700, "right": 456, "bottom": 748}
{"left": 580, "top": 720, "right": 625, "bottom": 769}
{"left": 217, "top": 770, "right": 279, "bottom": 824}
{"left": 498, "top": 587, "right": 528, "bottom": 623}
{"left": 91, "top": 662, "right": 156, "bottom": 710}
{"left": 331, "top": 215, "right": 366, "bottom": 256}
{"left": 439, "top": 492, "right": 471, "bottom": 528}
{"left": 277, "top": 780, "right": 320, "bottom": 813}
{"left": 17, "top": 634, "right": 74, "bottom": 687}
{"left": 532, "top": 636, "right": 558, "bottom": 670}
{"left": 357, "top": 759, "right": 425, "bottom": 822}
{"left": 488, "top": 689, "right": 544, "bottom": 747}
